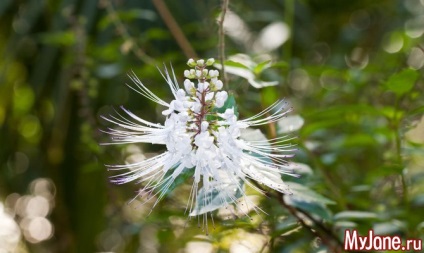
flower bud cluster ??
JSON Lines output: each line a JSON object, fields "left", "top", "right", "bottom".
{"left": 170, "top": 58, "right": 229, "bottom": 148}
{"left": 157, "top": 59, "right": 236, "bottom": 180}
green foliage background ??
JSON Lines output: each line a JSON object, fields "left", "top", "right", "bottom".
{"left": 0, "top": 0, "right": 423, "bottom": 252}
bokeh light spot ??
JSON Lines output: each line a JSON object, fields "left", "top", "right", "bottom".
{"left": 22, "top": 217, "right": 53, "bottom": 243}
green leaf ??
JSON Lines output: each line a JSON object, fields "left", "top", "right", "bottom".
{"left": 253, "top": 60, "right": 272, "bottom": 75}
{"left": 373, "top": 221, "right": 405, "bottom": 235}
{"left": 248, "top": 79, "right": 279, "bottom": 88}
{"left": 386, "top": 68, "right": 419, "bottom": 96}
{"left": 215, "top": 58, "right": 279, "bottom": 88}
{"left": 273, "top": 216, "right": 301, "bottom": 236}
{"left": 39, "top": 31, "right": 76, "bottom": 46}
{"left": 189, "top": 180, "right": 244, "bottom": 216}
{"left": 286, "top": 182, "right": 336, "bottom": 205}
{"left": 271, "top": 61, "right": 288, "bottom": 69}
{"left": 223, "top": 60, "right": 250, "bottom": 69}
{"left": 286, "top": 197, "right": 333, "bottom": 220}
{"left": 284, "top": 183, "right": 335, "bottom": 220}
{"left": 98, "top": 9, "right": 156, "bottom": 30}
{"left": 334, "top": 211, "right": 378, "bottom": 220}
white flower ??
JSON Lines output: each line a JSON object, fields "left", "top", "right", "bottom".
{"left": 215, "top": 80, "right": 223, "bottom": 90}
{"left": 102, "top": 60, "right": 296, "bottom": 233}
{"left": 215, "top": 91, "right": 228, "bottom": 108}
{"left": 187, "top": 58, "right": 196, "bottom": 67}
{"left": 206, "top": 58, "right": 215, "bottom": 66}
{"left": 197, "top": 59, "right": 205, "bottom": 66}
{"left": 209, "top": 69, "right": 219, "bottom": 78}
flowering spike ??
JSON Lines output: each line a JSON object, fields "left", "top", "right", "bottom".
{"left": 103, "top": 59, "right": 296, "bottom": 229}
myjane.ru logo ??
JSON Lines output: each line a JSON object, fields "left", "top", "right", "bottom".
{"left": 344, "top": 229, "right": 422, "bottom": 252}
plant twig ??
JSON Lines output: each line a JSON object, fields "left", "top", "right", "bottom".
{"left": 104, "top": 0, "right": 155, "bottom": 64}
{"left": 152, "top": 0, "right": 198, "bottom": 59}
{"left": 392, "top": 96, "right": 409, "bottom": 206}
{"left": 278, "top": 195, "right": 347, "bottom": 253}
{"left": 218, "top": 0, "right": 229, "bottom": 89}
{"left": 260, "top": 108, "right": 347, "bottom": 252}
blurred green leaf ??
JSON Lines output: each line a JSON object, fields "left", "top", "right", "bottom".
{"left": 385, "top": 68, "right": 419, "bottom": 96}
{"left": 222, "top": 60, "right": 250, "bottom": 69}
{"left": 273, "top": 216, "right": 301, "bottom": 236}
{"left": 253, "top": 60, "right": 272, "bottom": 75}
{"left": 98, "top": 9, "right": 156, "bottom": 30}
{"left": 286, "top": 182, "right": 335, "bottom": 206}
{"left": 215, "top": 58, "right": 279, "bottom": 88}
{"left": 334, "top": 211, "right": 378, "bottom": 220}
{"left": 189, "top": 180, "right": 243, "bottom": 216}
{"left": 39, "top": 31, "right": 76, "bottom": 46}
{"left": 286, "top": 197, "right": 333, "bottom": 220}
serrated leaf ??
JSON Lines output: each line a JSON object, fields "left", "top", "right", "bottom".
{"left": 386, "top": 68, "right": 419, "bottom": 96}
{"left": 334, "top": 211, "right": 378, "bottom": 220}
{"left": 283, "top": 182, "right": 334, "bottom": 220}
{"left": 286, "top": 182, "right": 335, "bottom": 205}
{"left": 285, "top": 196, "right": 333, "bottom": 220}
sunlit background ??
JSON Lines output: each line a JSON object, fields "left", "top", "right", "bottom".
{"left": 1, "top": 0, "right": 423, "bottom": 252}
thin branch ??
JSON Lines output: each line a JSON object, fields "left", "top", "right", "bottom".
{"left": 152, "top": 0, "right": 198, "bottom": 59}
{"left": 218, "top": 0, "right": 229, "bottom": 89}
{"left": 105, "top": 0, "right": 155, "bottom": 64}
{"left": 254, "top": 178, "right": 347, "bottom": 252}
{"left": 261, "top": 112, "right": 347, "bottom": 252}
{"left": 277, "top": 195, "right": 346, "bottom": 253}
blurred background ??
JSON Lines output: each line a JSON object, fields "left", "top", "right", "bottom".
{"left": 1, "top": 0, "right": 423, "bottom": 252}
